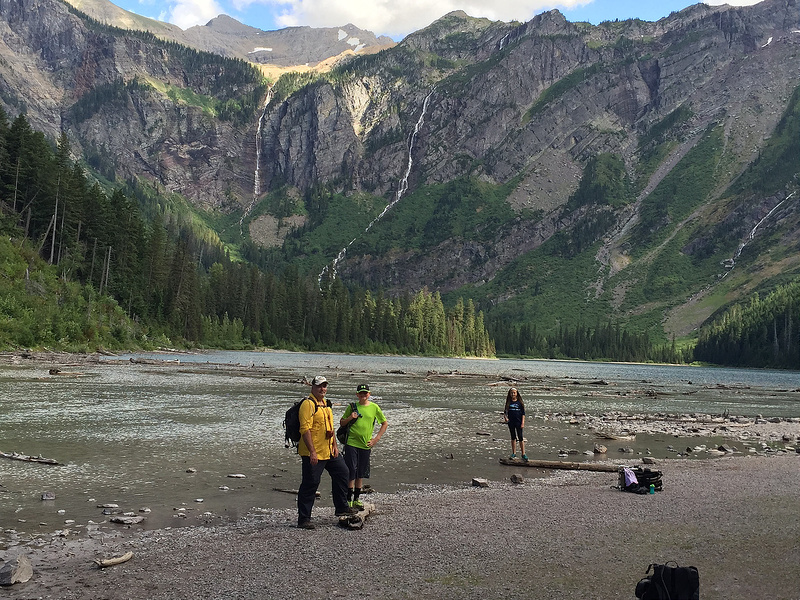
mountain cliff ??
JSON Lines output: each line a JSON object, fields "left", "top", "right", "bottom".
{"left": 0, "top": 0, "right": 798, "bottom": 344}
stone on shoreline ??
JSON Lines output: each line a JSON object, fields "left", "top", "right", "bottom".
{"left": 0, "top": 555, "right": 33, "bottom": 586}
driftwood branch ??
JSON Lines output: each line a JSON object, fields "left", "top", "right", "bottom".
{"left": 498, "top": 458, "right": 619, "bottom": 472}
{"left": 94, "top": 551, "right": 133, "bottom": 568}
{"left": 273, "top": 488, "right": 320, "bottom": 498}
{"left": 338, "top": 502, "right": 374, "bottom": 530}
{"left": 0, "top": 451, "right": 60, "bottom": 465}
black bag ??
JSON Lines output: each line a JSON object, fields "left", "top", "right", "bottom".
{"left": 283, "top": 398, "right": 315, "bottom": 448}
{"left": 336, "top": 402, "right": 358, "bottom": 445}
{"left": 620, "top": 466, "right": 663, "bottom": 493}
{"left": 635, "top": 562, "right": 699, "bottom": 600}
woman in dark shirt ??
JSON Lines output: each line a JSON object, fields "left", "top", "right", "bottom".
{"left": 503, "top": 387, "right": 527, "bottom": 460}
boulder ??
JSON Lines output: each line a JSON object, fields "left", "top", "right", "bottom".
{"left": 471, "top": 478, "right": 489, "bottom": 488}
{"left": 593, "top": 444, "right": 608, "bottom": 454}
{"left": 0, "top": 555, "right": 33, "bottom": 586}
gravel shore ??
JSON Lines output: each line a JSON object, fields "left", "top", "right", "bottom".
{"left": 3, "top": 453, "right": 799, "bottom": 600}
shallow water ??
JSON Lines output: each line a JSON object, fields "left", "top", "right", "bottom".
{"left": 1, "top": 351, "right": 798, "bottom": 546}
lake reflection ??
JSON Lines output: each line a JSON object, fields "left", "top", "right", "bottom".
{"left": 1, "top": 351, "right": 798, "bottom": 545}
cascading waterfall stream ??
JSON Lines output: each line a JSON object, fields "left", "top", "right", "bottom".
{"left": 319, "top": 89, "right": 435, "bottom": 284}
{"left": 723, "top": 190, "right": 796, "bottom": 277}
{"left": 239, "top": 86, "right": 274, "bottom": 235}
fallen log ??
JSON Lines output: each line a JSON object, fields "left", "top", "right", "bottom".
{"left": 273, "top": 488, "right": 320, "bottom": 498}
{"left": 338, "top": 502, "right": 374, "bottom": 530}
{"left": 0, "top": 451, "right": 60, "bottom": 465}
{"left": 498, "top": 458, "right": 620, "bottom": 472}
{"left": 94, "top": 551, "right": 133, "bottom": 568}
{"left": 48, "top": 368, "right": 86, "bottom": 376}
{"left": 595, "top": 432, "right": 636, "bottom": 441}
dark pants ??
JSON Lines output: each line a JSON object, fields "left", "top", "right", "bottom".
{"left": 508, "top": 422, "right": 523, "bottom": 441}
{"left": 297, "top": 454, "right": 350, "bottom": 523}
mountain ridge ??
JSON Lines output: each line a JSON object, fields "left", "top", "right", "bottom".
{"left": 1, "top": 0, "right": 798, "bottom": 346}
{"left": 62, "top": 0, "right": 396, "bottom": 66}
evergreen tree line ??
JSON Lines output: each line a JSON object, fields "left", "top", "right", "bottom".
{"left": 491, "top": 319, "right": 689, "bottom": 363}
{"left": 1, "top": 110, "right": 794, "bottom": 367}
{"left": 0, "top": 110, "right": 493, "bottom": 356}
{"left": 693, "top": 281, "right": 800, "bottom": 369}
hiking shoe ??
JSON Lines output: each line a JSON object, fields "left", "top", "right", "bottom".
{"left": 297, "top": 520, "right": 315, "bottom": 530}
{"left": 335, "top": 506, "right": 359, "bottom": 516}
{"left": 522, "top": 454, "right": 528, "bottom": 461}
{"left": 351, "top": 499, "right": 364, "bottom": 510}
{"left": 509, "top": 453, "right": 516, "bottom": 459}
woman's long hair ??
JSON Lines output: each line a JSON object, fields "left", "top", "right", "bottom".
{"left": 504, "top": 387, "right": 524, "bottom": 413}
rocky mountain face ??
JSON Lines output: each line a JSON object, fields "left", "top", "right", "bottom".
{"left": 253, "top": 1, "right": 799, "bottom": 332}
{"left": 1, "top": 0, "right": 798, "bottom": 336}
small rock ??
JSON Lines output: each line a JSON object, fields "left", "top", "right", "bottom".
{"left": 186, "top": 468, "right": 197, "bottom": 474}
{"left": 109, "top": 515, "right": 145, "bottom": 525}
{"left": 471, "top": 478, "right": 489, "bottom": 488}
{"left": 0, "top": 555, "right": 33, "bottom": 585}
{"left": 510, "top": 474, "right": 524, "bottom": 484}
{"left": 642, "top": 457, "right": 657, "bottom": 465}
{"left": 227, "top": 474, "right": 246, "bottom": 479}
{"left": 594, "top": 444, "right": 608, "bottom": 454}
{"left": 41, "top": 492, "right": 56, "bottom": 501}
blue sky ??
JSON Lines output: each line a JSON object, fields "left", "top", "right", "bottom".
{"left": 116, "top": 0, "right": 763, "bottom": 40}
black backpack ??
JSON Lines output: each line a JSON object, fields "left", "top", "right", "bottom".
{"left": 284, "top": 398, "right": 312, "bottom": 448}
{"left": 283, "top": 398, "right": 330, "bottom": 447}
{"left": 635, "top": 562, "right": 699, "bottom": 600}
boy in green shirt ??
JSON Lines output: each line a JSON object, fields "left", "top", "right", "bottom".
{"left": 340, "top": 383, "right": 388, "bottom": 509}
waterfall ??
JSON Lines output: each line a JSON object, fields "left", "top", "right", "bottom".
{"left": 723, "top": 190, "right": 795, "bottom": 276}
{"left": 319, "top": 89, "right": 435, "bottom": 284}
{"left": 239, "top": 87, "right": 274, "bottom": 234}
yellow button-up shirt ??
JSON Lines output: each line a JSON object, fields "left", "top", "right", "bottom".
{"left": 297, "top": 395, "right": 335, "bottom": 459}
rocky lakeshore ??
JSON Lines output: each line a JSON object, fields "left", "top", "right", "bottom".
{"left": 2, "top": 350, "right": 800, "bottom": 598}
{"left": 2, "top": 453, "right": 799, "bottom": 600}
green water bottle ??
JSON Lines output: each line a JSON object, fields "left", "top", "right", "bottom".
{"left": 649, "top": 484, "right": 655, "bottom": 494}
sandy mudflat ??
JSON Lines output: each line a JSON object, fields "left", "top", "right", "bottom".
{"left": 2, "top": 453, "right": 799, "bottom": 600}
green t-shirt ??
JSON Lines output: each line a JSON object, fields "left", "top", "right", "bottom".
{"left": 342, "top": 401, "right": 386, "bottom": 450}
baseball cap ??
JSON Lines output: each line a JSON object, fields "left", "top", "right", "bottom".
{"left": 311, "top": 375, "right": 328, "bottom": 386}
{"left": 356, "top": 383, "right": 370, "bottom": 393}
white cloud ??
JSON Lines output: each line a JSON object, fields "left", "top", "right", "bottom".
{"left": 703, "top": 0, "right": 761, "bottom": 5}
{"left": 166, "top": 0, "right": 226, "bottom": 29}
{"left": 232, "top": 0, "right": 589, "bottom": 38}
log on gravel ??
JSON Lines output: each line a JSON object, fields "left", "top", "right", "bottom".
{"left": 338, "top": 503, "right": 374, "bottom": 530}
{"left": 498, "top": 458, "right": 619, "bottom": 472}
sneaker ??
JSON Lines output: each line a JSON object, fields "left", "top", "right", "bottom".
{"left": 351, "top": 499, "right": 364, "bottom": 510}
{"left": 522, "top": 454, "right": 528, "bottom": 461}
{"left": 297, "top": 520, "right": 315, "bottom": 530}
{"left": 509, "top": 453, "right": 516, "bottom": 459}
{"left": 335, "top": 506, "right": 359, "bottom": 516}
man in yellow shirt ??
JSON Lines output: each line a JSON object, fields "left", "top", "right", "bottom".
{"left": 297, "top": 375, "right": 357, "bottom": 529}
